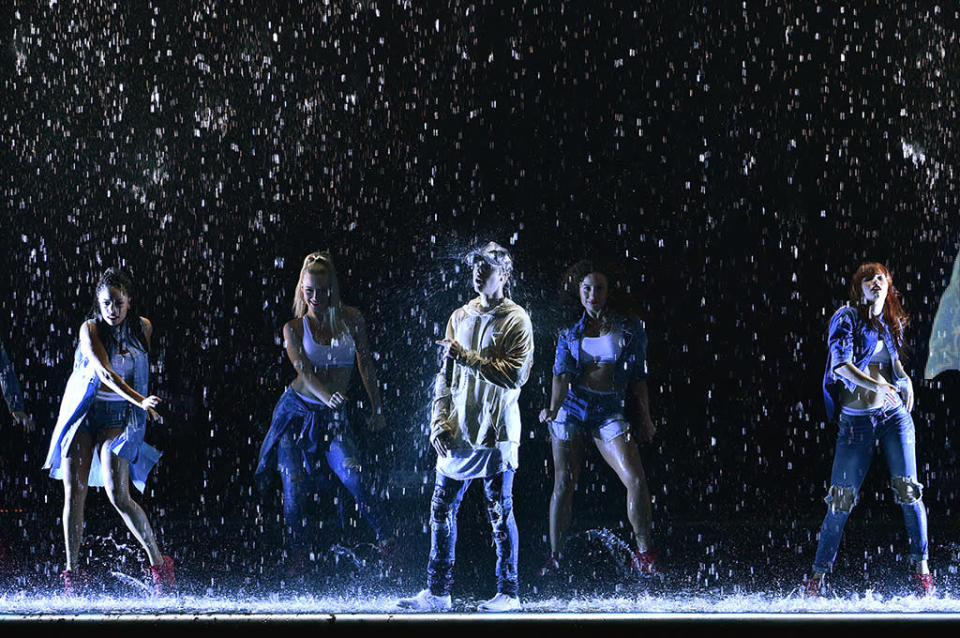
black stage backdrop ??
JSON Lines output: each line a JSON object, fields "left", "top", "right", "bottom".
{"left": 1, "top": 1, "right": 959, "bottom": 597}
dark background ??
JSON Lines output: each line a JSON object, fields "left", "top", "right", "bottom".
{"left": 1, "top": 1, "right": 960, "bottom": 600}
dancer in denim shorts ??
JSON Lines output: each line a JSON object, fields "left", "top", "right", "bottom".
{"left": 255, "top": 251, "right": 392, "bottom": 581}
{"left": 537, "top": 259, "right": 659, "bottom": 580}
{"left": 42, "top": 268, "right": 174, "bottom": 595}
{"left": 803, "top": 262, "right": 932, "bottom": 597}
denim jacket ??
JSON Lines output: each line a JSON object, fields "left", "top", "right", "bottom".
{"left": 552, "top": 312, "right": 649, "bottom": 394}
{"left": 43, "top": 320, "right": 161, "bottom": 493}
{"left": 0, "top": 340, "right": 24, "bottom": 413}
{"left": 822, "top": 305, "right": 906, "bottom": 423}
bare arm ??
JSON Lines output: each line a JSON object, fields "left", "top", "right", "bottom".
{"left": 834, "top": 362, "right": 900, "bottom": 406}
{"left": 629, "top": 379, "right": 656, "bottom": 441}
{"left": 539, "top": 373, "right": 571, "bottom": 423}
{"left": 80, "top": 321, "right": 156, "bottom": 410}
{"left": 893, "top": 359, "right": 915, "bottom": 411}
{"left": 282, "top": 320, "right": 339, "bottom": 407}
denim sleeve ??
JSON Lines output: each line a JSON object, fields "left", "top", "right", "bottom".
{"left": 551, "top": 330, "right": 577, "bottom": 378}
{"left": 0, "top": 341, "right": 24, "bottom": 413}
{"left": 826, "top": 308, "right": 856, "bottom": 389}
{"left": 629, "top": 319, "right": 649, "bottom": 382}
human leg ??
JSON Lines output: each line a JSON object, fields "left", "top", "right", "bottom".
{"left": 548, "top": 435, "right": 583, "bottom": 556}
{"left": 277, "top": 430, "right": 311, "bottom": 556}
{"left": 325, "top": 436, "right": 390, "bottom": 541}
{"left": 483, "top": 470, "right": 519, "bottom": 597}
{"left": 62, "top": 429, "right": 93, "bottom": 571}
{"left": 878, "top": 408, "right": 929, "bottom": 574}
{"left": 812, "top": 413, "right": 876, "bottom": 574}
{"left": 99, "top": 429, "right": 163, "bottom": 566}
{"left": 426, "top": 472, "right": 469, "bottom": 596}
{"left": 595, "top": 431, "right": 653, "bottom": 552}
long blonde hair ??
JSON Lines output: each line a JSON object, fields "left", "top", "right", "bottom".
{"left": 292, "top": 251, "right": 345, "bottom": 337}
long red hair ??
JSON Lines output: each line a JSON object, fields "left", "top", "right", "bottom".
{"left": 849, "top": 262, "right": 909, "bottom": 358}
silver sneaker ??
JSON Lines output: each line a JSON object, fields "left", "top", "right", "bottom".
{"left": 395, "top": 589, "right": 453, "bottom": 611}
{"left": 477, "top": 593, "right": 521, "bottom": 612}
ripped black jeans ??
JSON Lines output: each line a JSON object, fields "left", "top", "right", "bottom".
{"left": 426, "top": 470, "right": 518, "bottom": 597}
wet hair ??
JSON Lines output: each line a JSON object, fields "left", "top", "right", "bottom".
{"left": 88, "top": 268, "right": 149, "bottom": 353}
{"left": 465, "top": 242, "right": 514, "bottom": 298}
{"left": 560, "top": 259, "right": 641, "bottom": 320}
{"left": 849, "top": 262, "right": 909, "bottom": 358}
{"left": 292, "top": 251, "right": 345, "bottom": 336}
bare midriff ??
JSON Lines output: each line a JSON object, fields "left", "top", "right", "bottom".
{"left": 838, "top": 361, "right": 896, "bottom": 410}
{"left": 577, "top": 362, "right": 617, "bottom": 393}
{"left": 290, "top": 365, "right": 352, "bottom": 401}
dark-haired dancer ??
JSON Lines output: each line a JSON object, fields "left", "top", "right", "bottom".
{"left": 538, "top": 260, "right": 658, "bottom": 579}
{"left": 397, "top": 242, "right": 534, "bottom": 612}
{"left": 803, "top": 263, "right": 932, "bottom": 597}
{"left": 43, "top": 268, "right": 174, "bottom": 595}
{"left": 256, "top": 251, "right": 392, "bottom": 580}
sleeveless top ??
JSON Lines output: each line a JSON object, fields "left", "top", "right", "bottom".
{"left": 302, "top": 316, "right": 355, "bottom": 368}
{"left": 579, "top": 329, "right": 623, "bottom": 365}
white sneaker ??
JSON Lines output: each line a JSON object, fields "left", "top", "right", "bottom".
{"left": 395, "top": 589, "right": 452, "bottom": 611}
{"left": 477, "top": 592, "right": 521, "bottom": 612}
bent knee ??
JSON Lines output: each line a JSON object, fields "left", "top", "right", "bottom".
{"left": 890, "top": 476, "right": 924, "bottom": 505}
{"left": 553, "top": 474, "right": 577, "bottom": 495}
{"left": 825, "top": 485, "right": 858, "bottom": 513}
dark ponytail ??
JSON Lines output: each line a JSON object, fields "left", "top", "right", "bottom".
{"left": 88, "top": 268, "right": 149, "bottom": 354}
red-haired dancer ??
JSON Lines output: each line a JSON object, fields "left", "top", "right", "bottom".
{"left": 804, "top": 263, "right": 932, "bottom": 597}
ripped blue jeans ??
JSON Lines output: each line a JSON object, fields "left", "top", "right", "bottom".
{"left": 813, "top": 405, "right": 928, "bottom": 573}
{"left": 257, "top": 388, "right": 389, "bottom": 553}
{"left": 427, "top": 470, "right": 518, "bottom": 597}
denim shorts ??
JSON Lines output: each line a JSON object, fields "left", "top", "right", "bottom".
{"left": 77, "top": 400, "right": 130, "bottom": 436}
{"left": 549, "top": 386, "right": 630, "bottom": 442}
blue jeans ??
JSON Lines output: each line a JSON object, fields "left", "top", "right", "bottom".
{"left": 813, "top": 405, "right": 928, "bottom": 573}
{"left": 276, "top": 430, "right": 387, "bottom": 551}
{"left": 427, "top": 470, "right": 518, "bottom": 597}
{"left": 257, "top": 388, "right": 389, "bottom": 552}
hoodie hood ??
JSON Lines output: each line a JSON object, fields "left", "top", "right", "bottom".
{"left": 462, "top": 296, "right": 519, "bottom": 318}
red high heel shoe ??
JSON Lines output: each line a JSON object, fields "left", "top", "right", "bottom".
{"left": 60, "top": 567, "right": 90, "bottom": 596}
{"left": 912, "top": 573, "right": 935, "bottom": 598}
{"left": 148, "top": 555, "right": 176, "bottom": 596}
{"left": 631, "top": 549, "right": 661, "bottom": 577}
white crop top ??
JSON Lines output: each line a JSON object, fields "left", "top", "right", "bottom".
{"left": 869, "top": 338, "right": 892, "bottom": 367}
{"left": 94, "top": 351, "right": 135, "bottom": 401}
{"left": 580, "top": 329, "right": 623, "bottom": 365}
{"left": 302, "top": 316, "right": 356, "bottom": 368}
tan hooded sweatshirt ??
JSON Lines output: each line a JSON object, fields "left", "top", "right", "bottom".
{"left": 430, "top": 296, "right": 534, "bottom": 476}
